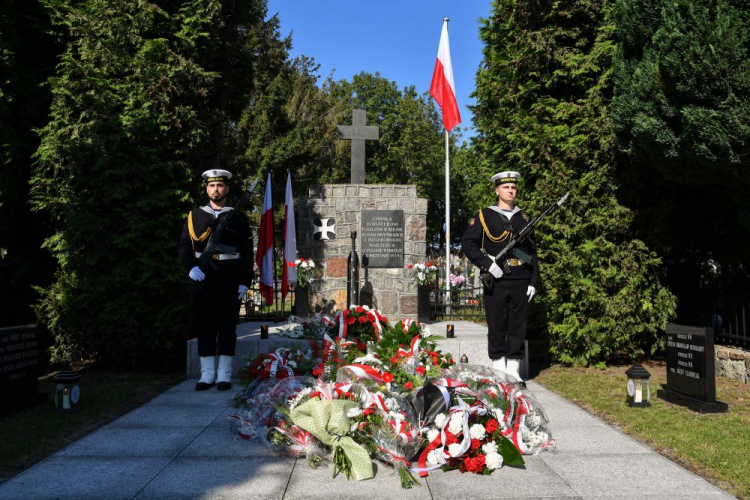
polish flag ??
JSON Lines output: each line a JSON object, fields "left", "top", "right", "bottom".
{"left": 281, "top": 172, "right": 297, "bottom": 299}
{"left": 430, "top": 19, "right": 461, "bottom": 132}
{"left": 256, "top": 173, "right": 274, "bottom": 305}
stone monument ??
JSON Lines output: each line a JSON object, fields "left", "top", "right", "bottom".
{"left": 297, "top": 109, "right": 428, "bottom": 321}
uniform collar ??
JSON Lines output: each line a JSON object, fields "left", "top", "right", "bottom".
{"left": 201, "top": 205, "right": 233, "bottom": 217}
{"left": 487, "top": 205, "right": 522, "bottom": 219}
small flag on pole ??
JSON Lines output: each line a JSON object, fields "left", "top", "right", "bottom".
{"left": 282, "top": 172, "right": 297, "bottom": 299}
{"left": 430, "top": 18, "right": 461, "bottom": 132}
{"left": 256, "top": 173, "right": 274, "bottom": 305}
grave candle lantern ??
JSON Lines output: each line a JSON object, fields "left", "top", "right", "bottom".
{"left": 625, "top": 363, "right": 651, "bottom": 407}
{"left": 54, "top": 369, "right": 81, "bottom": 411}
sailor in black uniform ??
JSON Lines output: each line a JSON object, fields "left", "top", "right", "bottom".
{"left": 179, "top": 169, "right": 254, "bottom": 391}
{"left": 461, "top": 171, "right": 539, "bottom": 382}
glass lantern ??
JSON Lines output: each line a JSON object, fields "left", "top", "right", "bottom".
{"left": 625, "top": 363, "right": 651, "bottom": 407}
{"left": 54, "top": 369, "right": 81, "bottom": 411}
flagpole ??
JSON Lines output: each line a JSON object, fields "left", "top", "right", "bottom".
{"left": 445, "top": 129, "right": 451, "bottom": 315}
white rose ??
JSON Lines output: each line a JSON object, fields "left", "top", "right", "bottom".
{"left": 470, "top": 423, "right": 486, "bottom": 440}
{"left": 434, "top": 413, "right": 447, "bottom": 428}
{"left": 427, "top": 429, "right": 440, "bottom": 443}
{"left": 447, "top": 443, "right": 464, "bottom": 457}
{"left": 482, "top": 442, "right": 498, "bottom": 455}
{"left": 485, "top": 452, "right": 503, "bottom": 470}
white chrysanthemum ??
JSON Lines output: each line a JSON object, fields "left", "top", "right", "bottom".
{"left": 485, "top": 452, "right": 503, "bottom": 470}
{"left": 421, "top": 325, "right": 431, "bottom": 337}
{"left": 287, "top": 360, "right": 298, "bottom": 368}
{"left": 470, "top": 423, "right": 487, "bottom": 440}
{"left": 448, "top": 412, "right": 464, "bottom": 435}
{"left": 482, "top": 442, "right": 498, "bottom": 455}
{"left": 352, "top": 353, "right": 383, "bottom": 365}
{"left": 447, "top": 443, "right": 463, "bottom": 457}
{"left": 347, "top": 407, "right": 362, "bottom": 418}
{"left": 388, "top": 411, "right": 404, "bottom": 422}
{"left": 434, "top": 413, "right": 447, "bottom": 428}
{"left": 350, "top": 422, "right": 359, "bottom": 433}
{"left": 427, "top": 429, "right": 440, "bottom": 443}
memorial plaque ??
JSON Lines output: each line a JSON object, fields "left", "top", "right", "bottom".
{"left": 1, "top": 324, "right": 41, "bottom": 411}
{"left": 361, "top": 210, "right": 404, "bottom": 268}
{"left": 659, "top": 323, "right": 727, "bottom": 413}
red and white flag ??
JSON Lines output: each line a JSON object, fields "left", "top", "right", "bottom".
{"left": 256, "top": 173, "right": 274, "bottom": 305}
{"left": 430, "top": 19, "right": 461, "bottom": 132}
{"left": 281, "top": 172, "right": 297, "bottom": 299}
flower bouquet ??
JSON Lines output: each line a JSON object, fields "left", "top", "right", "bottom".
{"left": 407, "top": 262, "right": 438, "bottom": 287}
{"left": 449, "top": 273, "right": 465, "bottom": 288}
{"left": 290, "top": 258, "right": 317, "bottom": 287}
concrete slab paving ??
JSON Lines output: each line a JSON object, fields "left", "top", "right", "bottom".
{"left": 134, "top": 457, "right": 293, "bottom": 500}
{"left": 0, "top": 456, "right": 174, "bottom": 500}
{"left": 0, "top": 321, "right": 737, "bottom": 499}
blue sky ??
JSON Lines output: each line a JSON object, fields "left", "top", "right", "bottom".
{"left": 266, "top": 1, "right": 493, "bottom": 138}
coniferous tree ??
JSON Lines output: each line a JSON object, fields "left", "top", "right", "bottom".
{"left": 31, "top": 0, "right": 261, "bottom": 367}
{"left": 472, "top": 0, "right": 676, "bottom": 366}
{"left": 613, "top": 0, "right": 750, "bottom": 324}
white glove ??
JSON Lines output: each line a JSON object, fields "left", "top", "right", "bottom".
{"left": 238, "top": 285, "right": 249, "bottom": 300}
{"left": 189, "top": 266, "right": 205, "bottom": 282}
{"left": 527, "top": 285, "right": 536, "bottom": 303}
{"left": 488, "top": 262, "right": 504, "bottom": 279}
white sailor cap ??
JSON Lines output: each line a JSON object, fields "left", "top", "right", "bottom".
{"left": 490, "top": 171, "right": 521, "bottom": 185}
{"left": 202, "top": 169, "right": 232, "bottom": 183}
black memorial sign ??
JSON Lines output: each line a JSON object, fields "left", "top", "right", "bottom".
{"left": 659, "top": 323, "right": 727, "bottom": 413}
{"left": 1, "top": 324, "right": 41, "bottom": 410}
{"left": 360, "top": 210, "right": 404, "bottom": 268}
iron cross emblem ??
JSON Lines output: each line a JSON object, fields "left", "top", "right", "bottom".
{"left": 313, "top": 218, "right": 336, "bottom": 241}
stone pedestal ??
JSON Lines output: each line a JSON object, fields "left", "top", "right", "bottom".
{"left": 418, "top": 285, "right": 432, "bottom": 323}
{"left": 298, "top": 185, "right": 427, "bottom": 323}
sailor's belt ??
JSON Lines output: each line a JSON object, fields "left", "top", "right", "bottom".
{"left": 488, "top": 255, "right": 523, "bottom": 267}
{"left": 195, "top": 252, "right": 241, "bottom": 261}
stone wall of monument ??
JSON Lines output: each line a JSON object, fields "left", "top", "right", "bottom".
{"left": 298, "top": 184, "right": 427, "bottom": 321}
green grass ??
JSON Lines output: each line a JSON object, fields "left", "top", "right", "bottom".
{"left": 0, "top": 368, "right": 184, "bottom": 483}
{"left": 535, "top": 362, "right": 750, "bottom": 499}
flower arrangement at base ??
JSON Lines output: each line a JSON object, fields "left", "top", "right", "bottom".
{"left": 243, "top": 346, "right": 318, "bottom": 381}
{"left": 280, "top": 314, "right": 337, "bottom": 339}
{"left": 407, "top": 262, "right": 438, "bottom": 288}
{"left": 229, "top": 316, "right": 555, "bottom": 489}
{"left": 290, "top": 258, "right": 317, "bottom": 287}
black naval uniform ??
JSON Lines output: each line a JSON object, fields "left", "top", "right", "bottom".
{"left": 179, "top": 206, "right": 254, "bottom": 358}
{"left": 461, "top": 206, "right": 540, "bottom": 361}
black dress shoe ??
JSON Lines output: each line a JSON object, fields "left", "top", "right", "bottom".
{"left": 195, "top": 381, "right": 215, "bottom": 391}
{"left": 217, "top": 381, "right": 232, "bottom": 391}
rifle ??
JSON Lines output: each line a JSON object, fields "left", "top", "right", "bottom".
{"left": 198, "top": 178, "right": 259, "bottom": 272}
{"left": 480, "top": 192, "right": 570, "bottom": 290}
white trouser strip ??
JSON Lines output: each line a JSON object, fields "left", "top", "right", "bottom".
{"left": 195, "top": 252, "right": 241, "bottom": 260}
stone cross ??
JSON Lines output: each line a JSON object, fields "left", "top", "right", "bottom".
{"left": 337, "top": 109, "right": 379, "bottom": 184}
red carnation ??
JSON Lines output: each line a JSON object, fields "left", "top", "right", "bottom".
{"left": 444, "top": 430, "right": 458, "bottom": 446}
{"left": 470, "top": 439, "right": 482, "bottom": 451}
{"left": 485, "top": 419, "right": 499, "bottom": 433}
{"left": 356, "top": 306, "right": 364, "bottom": 313}
{"left": 357, "top": 342, "right": 366, "bottom": 351}
{"left": 347, "top": 316, "right": 356, "bottom": 325}
{"left": 416, "top": 366, "right": 426, "bottom": 375}
{"left": 358, "top": 316, "right": 367, "bottom": 324}
{"left": 363, "top": 408, "right": 374, "bottom": 416}
{"left": 382, "top": 372, "right": 394, "bottom": 383}
{"left": 404, "top": 382, "right": 413, "bottom": 390}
